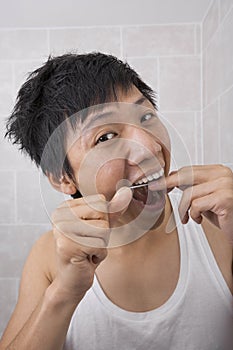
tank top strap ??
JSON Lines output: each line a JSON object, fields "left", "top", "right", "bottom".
{"left": 169, "top": 190, "right": 232, "bottom": 312}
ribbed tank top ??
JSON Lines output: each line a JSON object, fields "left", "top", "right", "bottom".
{"left": 63, "top": 192, "right": 233, "bottom": 350}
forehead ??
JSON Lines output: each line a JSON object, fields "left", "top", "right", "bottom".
{"left": 78, "top": 87, "right": 153, "bottom": 128}
{"left": 64, "top": 86, "right": 154, "bottom": 147}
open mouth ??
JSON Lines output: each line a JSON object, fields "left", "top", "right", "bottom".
{"left": 131, "top": 168, "right": 165, "bottom": 207}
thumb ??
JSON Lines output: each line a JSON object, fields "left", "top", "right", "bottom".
{"left": 108, "top": 186, "right": 133, "bottom": 216}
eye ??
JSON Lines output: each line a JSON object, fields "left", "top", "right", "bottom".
{"left": 96, "top": 132, "right": 117, "bottom": 144}
{"left": 140, "top": 112, "right": 156, "bottom": 123}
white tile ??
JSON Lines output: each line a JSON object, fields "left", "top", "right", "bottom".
{"left": 125, "top": 57, "right": 158, "bottom": 92}
{"left": 16, "top": 171, "right": 67, "bottom": 224}
{"left": 219, "top": 7, "right": 233, "bottom": 94}
{"left": 0, "top": 62, "right": 14, "bottom": 115}
{"left": 0, "top": 172, "right": 15, "bottom": 224}
{"left": 203, "top": 29, "right": 222, "bottom": 106}
{"left": 219, "top": 0, "right": 233, "bottom": 21}
{"left": 219, "top": 85, "right": 233, "bottom": 163}
{"left": 0, "top": 29, "right": 49, "bottom": 60}
{"left": 203, "top": 100, "right": 220, "bottom": 164}
{"left": 0, "top": 279, "right": 17, "bottom": 336}
{"left": 203, "top": 6, "right": 233, "bottom": 105}
{"left": 0, "top": 225, "right": 49, "bottom": 278}
{"left": 122, "top": 24, "right": 195, "bottom": 57}
{"left": 13, "top": 60, "right": 44, "bottom": 96}
{"left": 0, "top": 133, "right": 36, "bottom": 171}
{"left": 195, "top": 24, "right": 201, "bottom": 55}
{"left": 195, "top": 112, "right": 203, "bottom": 164}
{"left": 49, "top": 27, "right": 121, "bottom": 56}
{"left": 159, "top": 56, "right": 201, "bottom": 111}
{"left": 160, "top": 112, "right": 196, "bottom": 170}
{"left": 202, "top": 0, "right": 220, "bottom": 49}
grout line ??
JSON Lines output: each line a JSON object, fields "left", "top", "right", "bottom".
{"left": 122, "top": 54, "right": 201, "bottom": 59}
{"left": 160, "top": 110, "right": 200, "bottom": 113}
{"left": 200, "top": 19, "right": 204, "bottom": 165}
{"left": 200, "top": 108, "right": 204, "bottom": 164}
{"left": 194, "top": 112, "right": 198, "bottom": 163}
{"left": 203, "top": 2, "right": 233, "bottom": 52}
{"left": 202, "top": 0, "right": 215, "bottom": 23}
{"left": 157, "top": 57, "right": 160, "bottom": 109}
{"left": 202, "top": 83, "right": 233, "bottom": 112}
{"left": 0, "top": 54, "right": 202, "bottom": 63}
{"left": 0, "top": 23, "right": 200, "bottom": 31}
{"left": 0, "top": 59, "right": 46, "bottom": 63}
{"left": 217, "top": 96, "right": 221, "bottom": 163}
{"left": 219, "top": 0, "right": 233, "bottom": 24}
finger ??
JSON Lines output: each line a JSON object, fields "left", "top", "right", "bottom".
{"left": 178, "top": 181, "right": 216, "bottom": 223}
{"left": 54, "top": 231, "right": 107, "bottom": 264}
{"left": 178, "top": 177, "right": 233, "bottom": 223}
{"left": 189, "top": 193, "right": 217, "bottom": 224}
{"left": 108, "top": 186, "right": 133, "bottom": 215}
{"left": 166, "top": 165, "right": 233, "bottom": 190}
{"left": 58, "top": 193, "right": 106, "bottom": 209}
{"left": 52, "top": 203, "right": 108, "bottom": 223}
{"left": 54, "top": 218, "right": 110, "bottom": 247}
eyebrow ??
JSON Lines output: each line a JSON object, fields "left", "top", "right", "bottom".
{"left": 134, "top": 96, "right": 147, "bottom": 105}
{"left": 82, "top": 111, "right": 115, "bottom": 131}
{"left": 81, "top": 95, "right": 148, "bottom": 131}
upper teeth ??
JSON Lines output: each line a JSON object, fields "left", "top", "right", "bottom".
{"left": 134, "top": 168, "right": 164, "bottom": 185}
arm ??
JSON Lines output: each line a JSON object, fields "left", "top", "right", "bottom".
{"left": 0, "top": 187, "right": 132, "bottom": 350}
{"left": 0, "top": 231, "right": 95, "bottom": 350}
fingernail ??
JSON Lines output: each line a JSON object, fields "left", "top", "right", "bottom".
{"left": 115, "top": 186, "right": 131, "bottom": 196}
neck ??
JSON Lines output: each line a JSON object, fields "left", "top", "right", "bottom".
{"left": 108, "top": 194, "right": 176, "bottom": 257}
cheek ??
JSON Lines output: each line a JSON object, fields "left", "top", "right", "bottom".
{"left": 154, "top": 121, "right": 171, "bottom": 176}
{"left": 95, "top": 159, "right": 126, "bottom": 199}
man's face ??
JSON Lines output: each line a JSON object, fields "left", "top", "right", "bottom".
{"left": 66, "top": 86, "right": 171, "bottom": 227}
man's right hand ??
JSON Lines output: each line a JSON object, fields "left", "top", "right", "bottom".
{"left": 50, "top": 186, "right": 132, "bottom": 303}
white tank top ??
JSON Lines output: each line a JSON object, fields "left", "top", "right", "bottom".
{"left": 63, "top": 192, "right": 233, "bottom": 350}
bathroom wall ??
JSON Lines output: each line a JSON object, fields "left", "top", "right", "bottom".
{"left": 1, "top": 0, "right": 231, "bottom": 336}
{"left": 202, "top": 0, "right": 233, "bottom": 168}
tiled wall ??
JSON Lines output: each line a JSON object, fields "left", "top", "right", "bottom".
{"left": 0, "top": 0, "right": 232, "bottom": 335}
{"left": 202, "top": 0, "right": 233, "bottom": 168}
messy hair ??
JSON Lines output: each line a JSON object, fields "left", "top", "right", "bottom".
{"left": 5, "top": 52, "right": 157, "bottom": 196}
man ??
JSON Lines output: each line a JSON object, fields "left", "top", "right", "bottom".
{"left": 0, "top": 53, "right": 232, "bottom": 349}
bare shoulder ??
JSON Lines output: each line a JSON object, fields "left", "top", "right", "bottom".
{"left": 201, "top": 217, "right": 233, "bottom": 291}
{"left": 28, "top": 229, "right": 57, "bottom": 281}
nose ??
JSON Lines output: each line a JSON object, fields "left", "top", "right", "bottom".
{"left": 124, "top": 126, "right": 162, "bottom": 166}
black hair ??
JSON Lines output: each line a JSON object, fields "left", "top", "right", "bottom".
{"left": 5, "top": 52, "right": 157, "bottom": 198}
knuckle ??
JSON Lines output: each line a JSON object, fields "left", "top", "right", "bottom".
{"left": 97, "top": 194, "right": 106, "bottom": 202}
{"left": 55, "top": 237, "right": 70, "bottom": 257}
{"left": 192, "top": 198, "right": 199, "bottom": 210}
{"left": 218, "top": 165, "right": 232, "bottom": 177}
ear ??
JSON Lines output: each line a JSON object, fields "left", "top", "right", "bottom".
{"left": 47, "top": 173, "right": 77, "bottom": 195}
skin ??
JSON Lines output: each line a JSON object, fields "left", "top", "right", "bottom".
{"left": 0, "top": 86, "right": 232, "bottom": 349}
